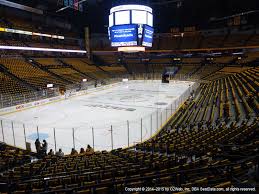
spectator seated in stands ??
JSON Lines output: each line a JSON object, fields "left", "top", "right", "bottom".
{"left": 85, "top": 144, "right": 94, "bottom": 155}
{"left": 70, "top": 148, "right": 78, "bottom": 155}
{"left": 55, "top": 148, "right": 64, "bottom": 157}
{"left": 79, "top": 148, "right": 85, "bottom": 154}
{"left": 0, "top": 142, "right": 7, "bottom": 151}
{"left": 47, "top": 149, "right": 54, "bottom": 156}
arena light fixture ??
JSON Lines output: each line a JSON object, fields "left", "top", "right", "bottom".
{"left": 47, "top": 84, "right": 53, "bottom": 88}
{"left": 118, "top": 47, "right": 145, "bottom": 52}
{"left": 211, "top": 52, "right": 222, "bottom": 56}
{"left": 232, "top": 52, "right": 243, "bottom": 55}
{"left": 0, "top": 46, "right": 87, "bottom": 53}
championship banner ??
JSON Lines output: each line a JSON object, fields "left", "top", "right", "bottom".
{"left": 64, "top": 0, "right": 69, "bottom": 6}
{"left": 69, "top": 0, "right": 74, "bottom": 7}
{"left": 79, "top": 3, "right": 83, "bottom": 12}
{"left": 74, "top": 0, "right": 78, "bottom": 10}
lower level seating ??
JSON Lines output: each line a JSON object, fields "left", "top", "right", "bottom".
{"left": 0, "top": 142, "right": 31, "bottom": 172}
{"left": 0, "top": 63, "right": 258, "bottom": 194}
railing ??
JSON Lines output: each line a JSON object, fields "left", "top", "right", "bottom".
{"left": 0, "top": 88, "right": 59, "bottom": 109}
{"left": 0, "top": 74, "right": 200, "bottom": 154}
{"left": 0, "top": 73, "right": 198, "bottom": 109}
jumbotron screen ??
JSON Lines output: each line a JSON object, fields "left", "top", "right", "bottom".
{"left": 109, "top": 4, "right": 154, "bottom": 49}
{"left": 109, "top": 24, "right": 138, "bottom": 47}
{"left": 142, "top": 25, "right": 154, "bottom": 47}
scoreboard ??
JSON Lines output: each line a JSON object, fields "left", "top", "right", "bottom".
{"left": 110, "top": 24, "right": 138, "bottom": 47}
{"left": 142, "top": 25, "right": 154, "bottom": 47}
{"left": 108, "top": 4, "right": 154, "bottom": 49}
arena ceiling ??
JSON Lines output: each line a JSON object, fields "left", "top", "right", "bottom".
{"left": 2, "top": 0, "right": 259, "bottom": 33}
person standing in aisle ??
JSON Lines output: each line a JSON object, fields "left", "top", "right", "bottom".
{"left": 42, "top": 140, "right": 48, "bottom": 155}
{"left": 35, "top": 139, "right": 41, "bottom": 154}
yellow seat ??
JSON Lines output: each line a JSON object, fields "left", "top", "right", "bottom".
{"left": 95, "top": 187, "right": 109, "bottom": 194}
{"left": 77, "top": 189, "right": 91, "bottom": 194}
{"left": 214, "top": 181, "right": 231, "bottom": 188}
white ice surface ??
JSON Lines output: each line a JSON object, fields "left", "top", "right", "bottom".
{"left": 0, "top": 80, "right": 194, "bottom": 153}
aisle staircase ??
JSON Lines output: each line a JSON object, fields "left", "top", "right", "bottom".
{"left": 57, "top": 59, "right": 97, "bottom": 80}
{"left": 26, "top": 58, "right": 74, "bottom": 85}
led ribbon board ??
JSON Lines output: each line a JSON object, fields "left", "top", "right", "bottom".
{"left": 0, "top": 46, "right": 86, "bottom": 53}
{"left": 110, "top": 24, "right": 138, "bottom": 47}
{"left": 142, "top": 25, "right": 154, "bottom": 47}
{"left": 0, "top": 27, "right": 64, "bottom": 39}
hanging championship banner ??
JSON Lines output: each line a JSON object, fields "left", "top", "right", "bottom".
{"left": 74, "top": 0, "right": 78, "bottom": 10}
{"left": 64, "top": 0, "right": 69, "bottom": 6}
{"left": 69, "top": 0, "right": 74, "bottom": 7}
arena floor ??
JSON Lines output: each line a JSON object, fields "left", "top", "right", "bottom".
{"left": 1, "top": 80, "right": 194, "bottom": 153}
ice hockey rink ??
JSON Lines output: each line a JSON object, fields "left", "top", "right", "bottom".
{"left": 0, "top": 80, "right": 195, "bottom": 154}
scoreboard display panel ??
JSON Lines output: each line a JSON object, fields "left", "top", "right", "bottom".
{"left": 110, "top": 24, "right": 138, "bottom": 47}
{"left": 109, "top": 5, "right": 154, "bottom": 49}
{"left": 142, "top": 25, "right": 154, "bottom": 47}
